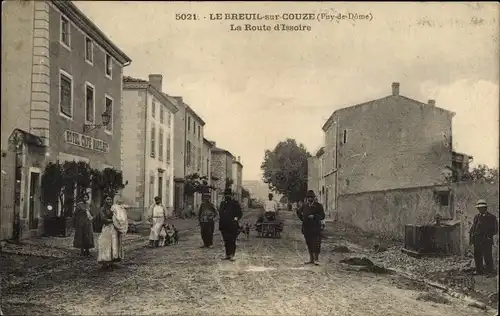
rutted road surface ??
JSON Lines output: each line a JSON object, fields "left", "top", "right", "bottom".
{"left": 1, "top": 210, "right": 491, "bottom": 315}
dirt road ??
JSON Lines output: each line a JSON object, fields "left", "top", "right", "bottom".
{"left": 1, "top": 210, "right": 492, "bottom": 316}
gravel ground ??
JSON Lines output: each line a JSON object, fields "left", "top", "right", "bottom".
{"left": 1, "top": 210, "right": 493, "bottom": 316}
{"left": 323, "top": 221, "right": 498, "bottom": 308}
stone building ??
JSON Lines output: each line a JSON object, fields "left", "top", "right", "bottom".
{"left": 232, "top": 157, "right": 243, "bottom": 202}
{"left": 320, "top": 82, "right": 456, "bottom": 216}
{"left": 307, "top": 147, "right": 327, "bottom": 210}
{"left": 210, "top": 145, "right": 234, "bottom": 207}
{"left": 1, "top": 0, "right": 131, "bottom": 240}
{"left": 202, "top": 138, "right": 218, "bottom": 206}
{"left": 121, "top": 75, "right": 178, "bottom": 218}
{"left": 171, "top": 97, "right": 206, "bottom": 215}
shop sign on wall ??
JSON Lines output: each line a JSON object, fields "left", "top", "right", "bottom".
{"left": 65, "top": 130, "right": 109, "bottom": 153}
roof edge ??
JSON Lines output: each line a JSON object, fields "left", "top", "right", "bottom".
{"left": 53, "top": 1, "right": 132, "bottom": 65}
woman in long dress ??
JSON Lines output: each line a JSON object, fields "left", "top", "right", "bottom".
{"left": 73, "top": 193, "right": 94, "bottom": 257}
{"left": 96, "top": 196, "right": 128, "bottom": 270}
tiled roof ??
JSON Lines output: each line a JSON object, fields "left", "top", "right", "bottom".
{"left": 123, "top": 76, "right": 147, "bottom": 83}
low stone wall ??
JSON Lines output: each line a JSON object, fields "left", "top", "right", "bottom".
{"left": 337, "top": 185, "right": 441, "bottom": 241}
{"left": 337, "top": 181, "right": 499, "bottom": 258}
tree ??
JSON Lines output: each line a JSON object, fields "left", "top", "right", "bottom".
{"left": 260, "top": 138, "right": 311, "bottom": 202}
{"left": 242, "top": 187, "right": 251, "bottom": 199}
{"left": 446, "top": 164, "right": 499, "bottom": 183}
{"left": 462, "top": 164, "right": 499, "bottom": 182}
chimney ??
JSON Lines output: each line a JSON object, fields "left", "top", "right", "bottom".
{"left": 237, "top": 156, "right": 240, "bottom": 162}
{"left": 428, "top": 99, "right": 436, "bottom": 106}
{"left": 148, "top": 74, "right": 163, "bottom": 92}
{"left": 391, "top": 82, "right": 400, "bottom": 96}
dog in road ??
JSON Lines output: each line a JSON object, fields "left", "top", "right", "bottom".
{"left": 172, "top": 225, "right": 179, "bottom": 245}
{"left": 158, "top": 225, "right": 167, "bottom": 247}
{"left": 243, "top": 223, "right": 250, "bottom": 239}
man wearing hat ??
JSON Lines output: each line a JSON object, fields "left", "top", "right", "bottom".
{"left": 469, "top": 199, "right": 498, "bottom": 275}
{"left": 198, "top": 193, "right": 218, "bottom": 248}
{"left": 218, "top": 188, "right": 243, "bottom": 261}
{"left": 297, "top": 190, "right": 325, "bottom": 265}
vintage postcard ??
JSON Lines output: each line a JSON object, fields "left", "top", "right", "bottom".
{"left": 1, "top": 1, "right": 498, "bottom": 315}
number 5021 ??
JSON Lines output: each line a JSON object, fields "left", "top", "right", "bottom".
{"left": 176, "top": 13, "right": 199, "bottom": 20}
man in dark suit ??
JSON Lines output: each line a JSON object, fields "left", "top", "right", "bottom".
{"left": 469, "top": 199, "right": 499, "bottom": 275}
{"left": 297, "top": 190, "right": 325, "bottom": 265}
{"left": 219, "top": 188, "right": 243, "bottom": 261}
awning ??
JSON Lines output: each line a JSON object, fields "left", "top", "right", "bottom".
{"left": 8, "top": 128, "right": 45, "bottom": 149}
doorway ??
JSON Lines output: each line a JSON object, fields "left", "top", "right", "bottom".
{"left": 28, "top": 168, "right": 41, "bottom": 230}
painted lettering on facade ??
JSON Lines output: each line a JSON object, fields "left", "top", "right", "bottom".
{"left": 65, "top": 130, "right": 109, "bottom": 153}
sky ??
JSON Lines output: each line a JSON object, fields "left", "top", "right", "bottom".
{"left": 75, "top": 1, "right": 499, "bottom": 180}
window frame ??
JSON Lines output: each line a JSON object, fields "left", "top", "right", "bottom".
{"left": 60, "top": 15, "right": 71, "bottom": 51}
{"left": 166, "top": 135, "right": 171, "bottom": 163}
{"left": 159, "top": 127, "right": 164, "bottom": 162}
{"left": 59, "top": 69, "right": 73, "bottom": 119}
{"left": 85, "top": 36, "right": 93, "bottom": 65}
{"left": 104, "top": 94, "right": 114, "bottom": 134}
{"left": 150, "top": 124, "right": 156, "bottom": 158}
{"left": 105, "top": 54, "right": 113, "bottom": 79}
{"left": 84, "top": 81, "right": 96, "bottom": 124}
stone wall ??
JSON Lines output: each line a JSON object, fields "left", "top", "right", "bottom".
{"left": 337, "top": 181, "right": 499, "bottom": 258}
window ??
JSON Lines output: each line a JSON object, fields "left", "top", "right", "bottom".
{"left": 149, "top": 174, "right": 155, "bottom": 204}
{"left": 160, "top": 106, "right": 164, "bottom": 124}
{"left": 105, "top": 54, "right": 112, "bottom": 78}
{"left": 187, "top": 117, "right": 191, "bottom": 131}
{"left": 193, "top": 147, "right": 197, "bottom": 169}
{"left": 151, "top": 124, "right": 156, "bottom": 158}
{"left": 158, "top": 173, "right": 163, "bottom": 199}
{"left": 159, "top": 128, "right": 164, "bottom": 161}
{"left": 152, "top": 100, "right": 156, "bottom": 118}
{"left": 438, "top": 191, "right": 450, "bottom": 206}
{"left": 59, "top": 70, "right": 73, "bottom": 118}
{"left": 186, "top": 141, "right": 191, "bottom": 166}
{"left": 104, "top": 96, "right": 113, "bottom": 133}
{"left": 206, "top": 158, "right": 209, "bottom": 175}
{"left": 85, "top": 37, "right": 93, "bottom": 64}
{"left": 168, "top": 112, "right": 172, "bottom": 127}
{"left": 198, "top": 126, "right": 201, "bottom": 140}
{"left": 166, "top": 136, "right": 171, "bottom": 163}
{"left": 343, "top": 129, "right": 347, "bottom": 144}
{"left": 60, "top": 16, "right": 70, "bottom": 48}
{"left": 197, "top": 148, "right": 201, "bottom": 171}
{"left": 85, "top": 83, "right": 95, "bottom": 123}
{"left": 193, "top": 122, "right": 196, "bottom": 135}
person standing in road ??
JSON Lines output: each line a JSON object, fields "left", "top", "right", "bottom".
{"left": 73, "top": 193, "right": 94, "bottom": 257}
{"left": 469, "top": 199, "right": 498, "bottom": 276}
{"left": 198, "top": 193, "right": 218, "bottom": 248}
{"left": 96, "top": 195, "right": 125, "bottom": 270}
{"left": 219, "top": 188, "right": 243, "bottom": 261}
{"left": 263, "top": 193, "right": 279, "bottom": 221}
{"left": 297, "top": 190, "right": 325, "bottom": 265}
{"left": 148, "top": 196, "right": 169, "bottom": 248}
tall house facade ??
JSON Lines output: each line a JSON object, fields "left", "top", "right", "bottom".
{"left": 321, "top": 82, "right": 455, "bottom": 215}
{"left": 232, "top": 157, "right": 243, "bottom": 202}
{"left": 202, "top": 138, "right": 218, "bottom": 205}
{"left": 211, "top": 145, "right": 234, "bottom": 207}
{"left": 172, "top": 97, "right": 206, "bottom": 214}
{"left": 1, "top": 1, "right": 131, "bottom": 240}
{"left": 121, "top": 75, "right": 178, "bottom": 217}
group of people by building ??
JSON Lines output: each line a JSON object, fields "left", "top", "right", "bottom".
{"left": 72, "top": 194, "right": 128, "bottom": 271}
{"left": 146, "top": 188, "right": 243, "bottom": 261}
